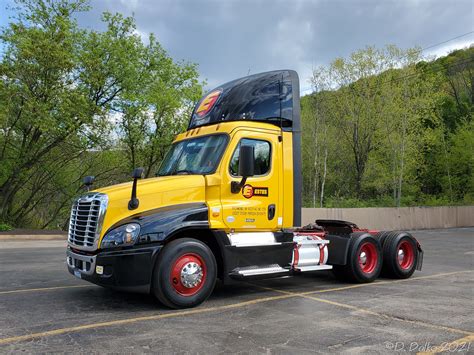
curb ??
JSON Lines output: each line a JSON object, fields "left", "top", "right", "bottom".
{"left": 0, "top": 235, "right": 67, "bottom": 241}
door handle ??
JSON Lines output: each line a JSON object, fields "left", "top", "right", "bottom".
{"left": 268, "top": 204, "right": 276, "bottom": 220}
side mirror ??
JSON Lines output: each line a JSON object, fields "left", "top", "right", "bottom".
{"left": 83, "top": 176, "right": 95, "bottom": 192}
{"left": 231, "top": 145, "right": 255, "bottom": 193}
{"left": 238, "top": 145, "right": 255, "bottom": 178}
{"left": 129, "top": 167, "right": 144, "bottom": 210}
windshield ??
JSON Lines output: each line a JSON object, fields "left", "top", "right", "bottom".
{"left": 157, "top": 134, "right": 228, "bottom": 176}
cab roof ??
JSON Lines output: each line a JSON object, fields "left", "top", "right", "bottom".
{"left": 188, "top": 70, "right": 300, "bottom": 133}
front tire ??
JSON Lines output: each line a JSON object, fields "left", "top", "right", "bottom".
{"left": 152, "top": 238, "right": 217, "bottom": 309}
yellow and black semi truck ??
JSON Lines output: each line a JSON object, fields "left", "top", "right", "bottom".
{"left": 66, "top": 70, "right": 423, "bottom": 308}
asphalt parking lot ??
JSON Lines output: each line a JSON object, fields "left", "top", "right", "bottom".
{"left": 0, "top": 228, "right": 472, "bottom": 353}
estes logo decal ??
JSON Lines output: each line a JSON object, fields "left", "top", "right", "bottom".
{"left": 195, "top": 89, "right": 221, "bottom": 117}
{"left": 242, "top": 184, "right": 268, "bottom": 199}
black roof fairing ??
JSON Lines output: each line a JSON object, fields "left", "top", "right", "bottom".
{"left": 188, "top": 70, "right": 300, "bottom": 133}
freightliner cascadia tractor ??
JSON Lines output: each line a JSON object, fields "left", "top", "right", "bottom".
{"left": 67, "top": 70, "right": 423, "bottom": 308}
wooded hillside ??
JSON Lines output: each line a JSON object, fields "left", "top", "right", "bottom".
{"left": 302, "top": 46, "right": 473, "bottom": 208}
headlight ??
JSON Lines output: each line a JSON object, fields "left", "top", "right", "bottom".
{"left": 101, "top": 223, "right": 141, "bottom": 249}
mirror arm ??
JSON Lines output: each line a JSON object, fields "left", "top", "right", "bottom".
{"left": 231, "top": 176, "right": 247, "bottom": 194}
{"left": 128, "top": 178, "right": 140, "bottom": 210}
{"left": 128, "top": 167, "right": 144, "bottom": 210}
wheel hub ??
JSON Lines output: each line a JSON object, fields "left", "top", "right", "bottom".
{"left": 170, "top": 253, "right": 207, "bottom": 296}
{"left": 358, "top": 242, "right": 378, "bottom": 274}
{"left": 398, "top": 249, "right": 405, "bottom": 264}
{"left": 397, "top": 240, "right": 415, "bottom": 270}
{"left": 180, "top": 262, "right": 203, "bottom": 288}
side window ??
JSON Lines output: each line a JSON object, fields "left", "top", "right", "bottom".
{"left": 230, "top": 139, "right": 271, "bottom": 176}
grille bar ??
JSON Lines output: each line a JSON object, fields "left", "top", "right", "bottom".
{"left": 68, "top": 193, "right": 108, "bottom": 251}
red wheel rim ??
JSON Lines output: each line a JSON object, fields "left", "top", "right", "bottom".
{"left": 397, "top": 240, "right": 415, "bottom": 270}
{"left": 170, "top": 253, "right": 207, "bottom": 296}
{"left": 358, "top": 242, "right": 378, "bottom": 274}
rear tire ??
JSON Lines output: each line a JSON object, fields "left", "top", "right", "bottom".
{"left": 152, "top": 238, "right": 217, "bottom": 309}
{"left": 380, "top": 232, "right": 418, "bottom": 279}
{"left": 332, "top": 233, "right": 382, "bottom": 283}
{"left": 375, "top": 231, "right": 391, "bottom": 247}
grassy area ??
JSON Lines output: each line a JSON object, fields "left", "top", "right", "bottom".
{"left": 0, "top": 223, "right": 13, "bottom": 232}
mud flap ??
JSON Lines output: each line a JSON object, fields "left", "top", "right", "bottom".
{"left": 416, "top": 244, "right": 423, "bottom": 271}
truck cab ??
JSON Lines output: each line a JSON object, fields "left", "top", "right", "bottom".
{"left": 67, "top": 70, "right": 422, "bottom": 308}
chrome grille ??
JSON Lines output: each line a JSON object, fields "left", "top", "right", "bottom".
{"left": 68, "top": 193, "right": 108, "bottom": 251}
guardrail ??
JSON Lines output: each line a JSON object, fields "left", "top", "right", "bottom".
{"left": 302, "top": 206, "right": 474, "bottom": 230}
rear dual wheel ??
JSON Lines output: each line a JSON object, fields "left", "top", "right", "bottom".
{"left": 152, "top": 238, "right": 217, "bottom": 309}
{"left": 333, "top": 233, "right": 382, "bottom": 283}
{"left": 376, "top": 231, "right": 418, "bottom": 279}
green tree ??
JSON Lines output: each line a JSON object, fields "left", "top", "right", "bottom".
{"left": 0, "top": 0, "right": 97, "bottom": 224}
{"left": 114, "top": 31, "right": 203, "bottom": 177}
{"left": 0, "top": 0, "right": 202, "bottom": 228}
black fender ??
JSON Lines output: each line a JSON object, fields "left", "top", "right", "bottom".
{"left": 105, "top": 203, "right": 209, "bottom": 244}
{"left": 325, "top": 234, "right": 352, "bottom": 265}
{"left": 105, "top": 202, "right": 209, "bottom": 266}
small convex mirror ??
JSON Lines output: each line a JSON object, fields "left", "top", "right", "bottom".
{"left": 83, "top": 176, "right": 95, "bottom": 191}
{"left": 132, "top": 168, "right": 144, "bottom": 179}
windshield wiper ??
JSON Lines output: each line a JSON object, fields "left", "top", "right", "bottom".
{"left": 156, "top": 169, "right": 194, "bottom": 176}
{"left": 173, "top": 169, "right": 195, "bottom": 175}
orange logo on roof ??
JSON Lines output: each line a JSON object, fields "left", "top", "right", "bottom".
{"left": 196, "top": 90, "right": 221, "bottom": 117}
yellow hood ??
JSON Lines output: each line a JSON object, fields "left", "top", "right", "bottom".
{"left": 96, "top": 175, "right": 207, "bottom": 238}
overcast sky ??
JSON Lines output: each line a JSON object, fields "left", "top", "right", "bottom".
{"left": 1, "top": 0, "right": 473, "bottom": 94}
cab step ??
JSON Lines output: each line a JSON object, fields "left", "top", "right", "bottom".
{"left": 294, "top": 265, "right": 333, "bottom": 272}
{"left": 230, "top": 264, "right": 290, "bottom": 278}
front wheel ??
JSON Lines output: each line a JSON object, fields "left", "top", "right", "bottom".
{"left": 152, "top": 238, "right": 217, "bottom": 309}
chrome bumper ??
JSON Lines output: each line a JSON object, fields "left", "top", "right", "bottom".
{"left": 66, "top": 249, "right": 97, "bottom": 276}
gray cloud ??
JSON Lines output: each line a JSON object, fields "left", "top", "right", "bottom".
{"left": 3, "top": 0, "right": 474, "bottom": 93}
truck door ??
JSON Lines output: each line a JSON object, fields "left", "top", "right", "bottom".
{"left": 220, "top": 129, "right": 282, "bottom": 231}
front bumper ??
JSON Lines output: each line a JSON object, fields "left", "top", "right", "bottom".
{"left": 67, "top": 244, "right": 163, "bottom": 293}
